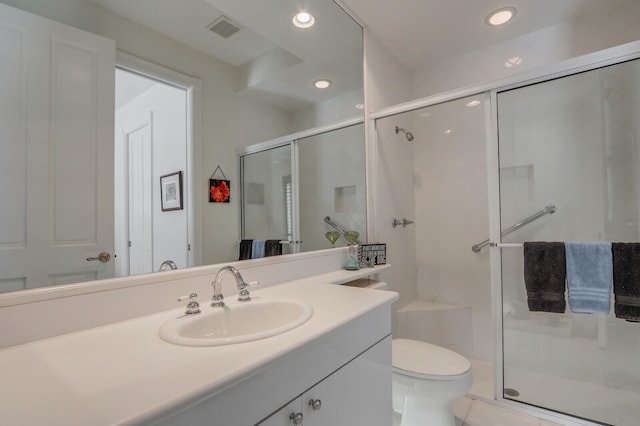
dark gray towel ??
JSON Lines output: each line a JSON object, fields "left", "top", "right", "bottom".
{"left": 265, "top": 240, "right": 282, "bottom": 257}
{"left": 523, "top": 242, "right": 567, "bottom": 313}
{"left": 239, "top": 239, "right": 253, "bottom": 260}
{"left": 612, "top": 242, "right": 640, "bottom": 321}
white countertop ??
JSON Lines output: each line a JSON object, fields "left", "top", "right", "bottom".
{"left": 318, "top": 263, "right": 391, "bottom": 284}
{"left": 0, "top": 275, "right": 397, "bottom": 425}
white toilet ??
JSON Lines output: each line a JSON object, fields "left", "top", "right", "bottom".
{"left": 392, "top": 338, "right": 472, "bottom": 426}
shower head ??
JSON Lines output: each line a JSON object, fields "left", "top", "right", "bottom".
{"left": 395, "top": 126, "right": 414, "bottom": 141}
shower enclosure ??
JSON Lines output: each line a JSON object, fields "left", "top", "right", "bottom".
{"left": 375, "top": 43, "right": 640, "bottom": 425}
{"left": 239, "top": 120, "right": 366, "bottom": 255}
{"left": 498, "top": 56, "right": 640, "bottom": 425}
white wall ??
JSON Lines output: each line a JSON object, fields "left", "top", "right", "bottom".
{"left": 291, "top": 89, "right": 365, "bottom": 132}
{"left": 235, "top": 95, "right": 293, "bottom": 149}
{"left": 409, "top": 96, "right": 493, "bottom": 360}
{"left": 115, "top": 80, "right": 189, "bottom": 275}
{"left": 363, "top": 29, "right": 416, "bottom": 335}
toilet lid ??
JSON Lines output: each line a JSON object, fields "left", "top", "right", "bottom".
{"left": 392, "top": 339, "right": 471, "bottom": 380}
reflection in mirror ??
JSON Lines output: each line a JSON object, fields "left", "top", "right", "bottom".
{"left": 240, "top": 121, "right": 366, "bottom": 258}
{"left": 0, "top": 0, "right": 363, "bottom": 295}
{"left": 241, "top": 145, "right": 294, "bottom": 255}
{"left": 298, "top": 123, "right": 366, "bottom": 252}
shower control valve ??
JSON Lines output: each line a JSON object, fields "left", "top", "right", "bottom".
{"left": 392, "top": 217, "right": 414, "bottom": 228}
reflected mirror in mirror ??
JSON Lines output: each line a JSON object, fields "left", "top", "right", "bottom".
{"left": 0, "top": 0, "right": 363, "bottom": 295}
{"left": 240, "top": 122, "right": 366, "bottom": 256}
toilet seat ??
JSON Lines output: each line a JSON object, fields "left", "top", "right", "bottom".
{"left": 392, "top": 338, "right": 471, "bottom": 381}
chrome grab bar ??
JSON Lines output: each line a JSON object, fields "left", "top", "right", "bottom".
{"left": 324, "top": 216, "right": 361, "bottom": 244}
{"left": 472, "top": 205, "right": 556, "bottom": 252}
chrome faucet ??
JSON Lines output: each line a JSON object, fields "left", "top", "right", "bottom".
{"left": 211, "top": 265, "right": 251, "bottom": 307}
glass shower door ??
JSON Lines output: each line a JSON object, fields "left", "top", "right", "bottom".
{"left": 296, "top": 123, "right": 366, "bottom": 252}
{"left": 497, "top": 58, "right": 640, "bottom": 425}
{"left": 240, "top": 145, "right": 294, "bottom": 255}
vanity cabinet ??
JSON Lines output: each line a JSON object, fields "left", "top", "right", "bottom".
{"left": 257, "top": 336, "right": 391, "bottom": 426}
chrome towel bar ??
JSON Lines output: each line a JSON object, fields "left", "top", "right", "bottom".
{"left": 472, "top": 205, "right": 556, "bottom": 252}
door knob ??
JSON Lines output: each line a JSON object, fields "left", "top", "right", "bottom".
{"left": 86, "top": 252, "right": 111, "bottom": 263}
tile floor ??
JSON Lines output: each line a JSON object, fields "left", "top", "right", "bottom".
{"left": 393, "top": 358, "right": 580, "bottom": 426}
{"left": 452, "top": 397, "right": 562, "bottom": 426}
{"left": 392, "top": 396, "right": 564, "bottom": 426}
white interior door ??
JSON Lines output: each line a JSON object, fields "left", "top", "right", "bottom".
{"left": 126, "top": 115, "right": 153, "bottom": 275}
{"left": 0, "top": 4, "right": 115, "bottom": 291}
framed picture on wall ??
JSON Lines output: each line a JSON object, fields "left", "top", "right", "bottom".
{"left": 161, "top": 171, "right": 183, "bottom": 211}
{"left": 209, "top": 179, "right": 230, "bottom": 203}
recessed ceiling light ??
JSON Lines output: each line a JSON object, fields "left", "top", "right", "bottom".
{"left": 313, "top": 79, "right": 332, "bottom": 89}
{"left": 504, "top": 56, "right": 523, "bottom": 68}
{"left": 293, "top": 12, "right": 315, "bottom": 28}
{"left": 466, "top": 100, "right": 481, "bottom": 107}
{"left": 486, "top": 7, "right": 516, "bottom": 26}
{"left": 444, "top": 129, "right": 452, "bottom": 135}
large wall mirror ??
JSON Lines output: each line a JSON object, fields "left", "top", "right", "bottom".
{"left": 0, "top": 0, "right": 364, "bottom": 295}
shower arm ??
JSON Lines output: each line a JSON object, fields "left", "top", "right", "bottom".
{"left": 324, "top": 216, "right": 362, "bottom": 244}
{"left": 471, "top": 205, "right": 556, "bottom": 252}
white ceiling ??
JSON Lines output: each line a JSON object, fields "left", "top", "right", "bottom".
{"left": 90, "top": 0, "right": 278, "bottom": 67}
{"left": 90, "top": 0, "right": 363, "bottom": 111}
{"left": 339, "top": 0, "right": 625, "bottom": 69}
{"left": 90, "top": 0, "right": 628, "bottom": 110}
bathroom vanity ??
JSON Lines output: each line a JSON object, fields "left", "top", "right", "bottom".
{"left": 0, "top": 274, "right": 397, "bottom": 425}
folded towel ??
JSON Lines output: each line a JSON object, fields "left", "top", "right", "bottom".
{"left": 252, "top": 239, "right": 265, "bottom": 259}
{"left": 265, "top": 240, "right": 282, "bottom": 257}
{"left": 612, "top": 242, "right": 640, "bottom": 321}
{"left": 523, "top": 242, "right": 567, "bottom": 313}
{"left": 565, "top": 242, "right": 612, "bottom": 315}
{"left": 239, "top": 239, "right": 253, "bottom": 260}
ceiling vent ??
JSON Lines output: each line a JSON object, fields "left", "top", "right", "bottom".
{"left": 207, "top": 16, "right": 242, "bottom": 39}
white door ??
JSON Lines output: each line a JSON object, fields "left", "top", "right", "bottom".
{"left": 126, "top": 115, "right": 153, "bottom": 275}
{"left": 0, "top": 4, "right": 115, "bottom": 291}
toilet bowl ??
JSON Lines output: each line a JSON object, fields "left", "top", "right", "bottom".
{"left": 392, "top": 338, "right": 472, "bottom": 426}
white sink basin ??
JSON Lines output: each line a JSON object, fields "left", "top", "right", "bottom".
{"left": 159, "top": 298, "right": 313, "bottom": 347}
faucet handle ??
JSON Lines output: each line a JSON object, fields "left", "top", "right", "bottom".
{"left": 177, "top": 293, "right": 201, "bottom": 315}
{"left": 238, "top": 281, "right": 259, "bottom": 302}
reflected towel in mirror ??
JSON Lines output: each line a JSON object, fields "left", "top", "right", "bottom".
{"left": 252, "top": 240, "right": 265, "bottom": 259}
{"left": 239, "top": 240, "right": 253, "bottom": 260}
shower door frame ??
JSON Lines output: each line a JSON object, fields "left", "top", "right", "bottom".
{"left": 370, "top": 39, "right": 640, "bottom": 425}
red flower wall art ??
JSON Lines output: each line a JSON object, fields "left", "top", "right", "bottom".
{"left": 209, "top": 179, "right": 230, "bottom": 203}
